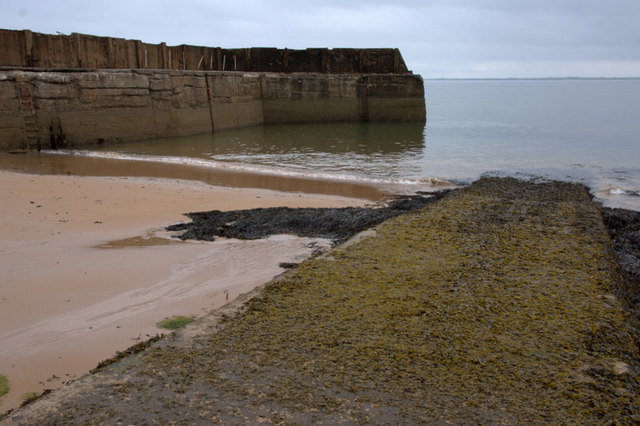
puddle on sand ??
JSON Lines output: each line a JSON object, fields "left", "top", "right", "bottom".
{"left": 93, "top": 229, "right": 187, "bottom": 249}
{"left": 94, "top": 235, "right": 184, "bottom": 249}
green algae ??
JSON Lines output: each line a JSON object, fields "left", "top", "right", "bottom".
{"left": 156, "top": 315, "right": 195, "bottom": 330}
{"left": 0, "top": 375, "right": 8, "bottom": 399}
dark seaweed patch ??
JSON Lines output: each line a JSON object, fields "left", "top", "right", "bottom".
{"left": 167, "top": 191, "right": 453, "bottom": 245}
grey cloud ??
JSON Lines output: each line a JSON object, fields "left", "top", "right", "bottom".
{"left": 1, "top": 0, "right": 638, "bottom": 77}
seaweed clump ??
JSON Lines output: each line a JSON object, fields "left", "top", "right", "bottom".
{"left": 599, "top": 205, "right": 640, "bottom": 346}
{"left": 166, "top": 191, "right": 452, "bottom": 245}
{"left": 90, "top": 335, "right": 164, "bottom": 374}
{"left": 600, "top": 206, "right": 640, "bottom": 283}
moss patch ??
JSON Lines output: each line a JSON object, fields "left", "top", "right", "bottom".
{"left": 156, "top": 316, "right": 195, "bottom": 330}
{"left": 0, "top": 375, "right": 8, "bottom": 398}
{"left": 20, "top": 392, "right": 40, "bottom": 407}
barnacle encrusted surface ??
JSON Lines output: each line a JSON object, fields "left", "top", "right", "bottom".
{"left": 5, "top": 177, "right": 639, "bottom": 424}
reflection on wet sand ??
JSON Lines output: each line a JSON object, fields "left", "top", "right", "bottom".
{"left": 0, "top": 151, "right": 389, "bottom": 201}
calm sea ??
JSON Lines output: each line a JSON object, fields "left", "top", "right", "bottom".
{"left": 45, "top": 78, "right": 640, "bottom": 210}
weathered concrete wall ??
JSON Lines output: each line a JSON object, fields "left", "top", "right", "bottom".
{"left": 261, "top": 74, "right": 362, "bottom": 123}
{"left": 208, "top": 73, "right": 264, "bottom": 131}
{"left": 364, "top": 74, "right": 427, "bottom": 122}
{"left": 260, "top": 73, "right": 426, "bottom": 123}
{"left": 0, "top": 29, "right": 410, "bottom": 74}
{"left": 0, "top": 70, "right": 261, "bottom": 150}
{"left": 0, "top": 69, "right": 425, "bottom": 150}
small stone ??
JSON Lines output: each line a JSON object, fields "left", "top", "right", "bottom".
{"left": 614, "top": 361, "right": 631, "bottom": 375}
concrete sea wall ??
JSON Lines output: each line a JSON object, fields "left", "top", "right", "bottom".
{"left": 0, "top": 69, "right": 426, "bottom": 150}
{"left": 0, "top": 29, "right": 426, "bottom": 150}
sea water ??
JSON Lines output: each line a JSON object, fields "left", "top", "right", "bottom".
{"left": 51, "top": 78, "right": 640, "bottom": 210}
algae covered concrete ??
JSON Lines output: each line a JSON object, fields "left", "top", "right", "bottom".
{"left": 3, "top": 178, "right": 639, "bottom": 423}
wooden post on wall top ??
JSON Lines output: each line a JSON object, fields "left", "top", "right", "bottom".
{"left": 284, "top": 48, "right": 289, "bottom": 73}
{"left": 160, "top": 42, "right": 167, "bottom": 69}
{"left": 321, "top": 48, "right": 329, "bottom": 73}
{"left": 107, "top": 37, "right": 114, "bottom": 68}
{"left": 135, "top": 40, "right": 142, "bottom": 69}
{"left": 24, "top": 30, "right": 34, "bottom": 67}
{"left": 74, "top": 33, "right": 83, "bottom": 68}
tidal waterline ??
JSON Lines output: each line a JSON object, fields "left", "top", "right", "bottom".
{"left": 0, "top": 148, "right": 389, "bottom": 202}
{"left": 79, "top": 122, "right": 434, "bottom": 187}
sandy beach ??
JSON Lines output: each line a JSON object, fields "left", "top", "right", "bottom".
{"left": 0, "top": 170, "right": 371, "bottom": 412}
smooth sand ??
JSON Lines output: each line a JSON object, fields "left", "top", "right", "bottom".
{"left": 0, "top": 170, "right": 371, "bottom": 412}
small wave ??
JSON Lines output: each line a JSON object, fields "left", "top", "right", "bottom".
{"left": 609, "top": 188, "right": 640, "bottom": 197}
{"left": 43, "top": 150, "right": 449, "bottom": 188}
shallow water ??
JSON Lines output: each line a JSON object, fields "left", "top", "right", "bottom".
{"left": 424, "top": 78, "right": 640, "bottom": 209}
{"left": 63, "top": 122, "right": 434, "bottom": 187}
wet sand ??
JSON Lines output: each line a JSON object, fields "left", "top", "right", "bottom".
{"left": 0, "top": 169, "right": 372, "bottom": 412}
{"left": 0, "top": 151, "right": 389, "bottom": 201}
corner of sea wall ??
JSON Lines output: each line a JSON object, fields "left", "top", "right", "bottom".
{"left": 260, "top": 73, "right": 425, "bottom": 125}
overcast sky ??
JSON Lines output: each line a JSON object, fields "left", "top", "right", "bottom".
{"left": 2, "top": 0, "right": 639, "bottom": 78}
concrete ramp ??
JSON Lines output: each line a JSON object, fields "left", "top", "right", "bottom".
{"left": 3, "top": 178, "right": 639, "bottom": 424}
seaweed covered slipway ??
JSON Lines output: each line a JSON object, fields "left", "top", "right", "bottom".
{"left": 3, "top": 178, "right": 640, "bottom": 424}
